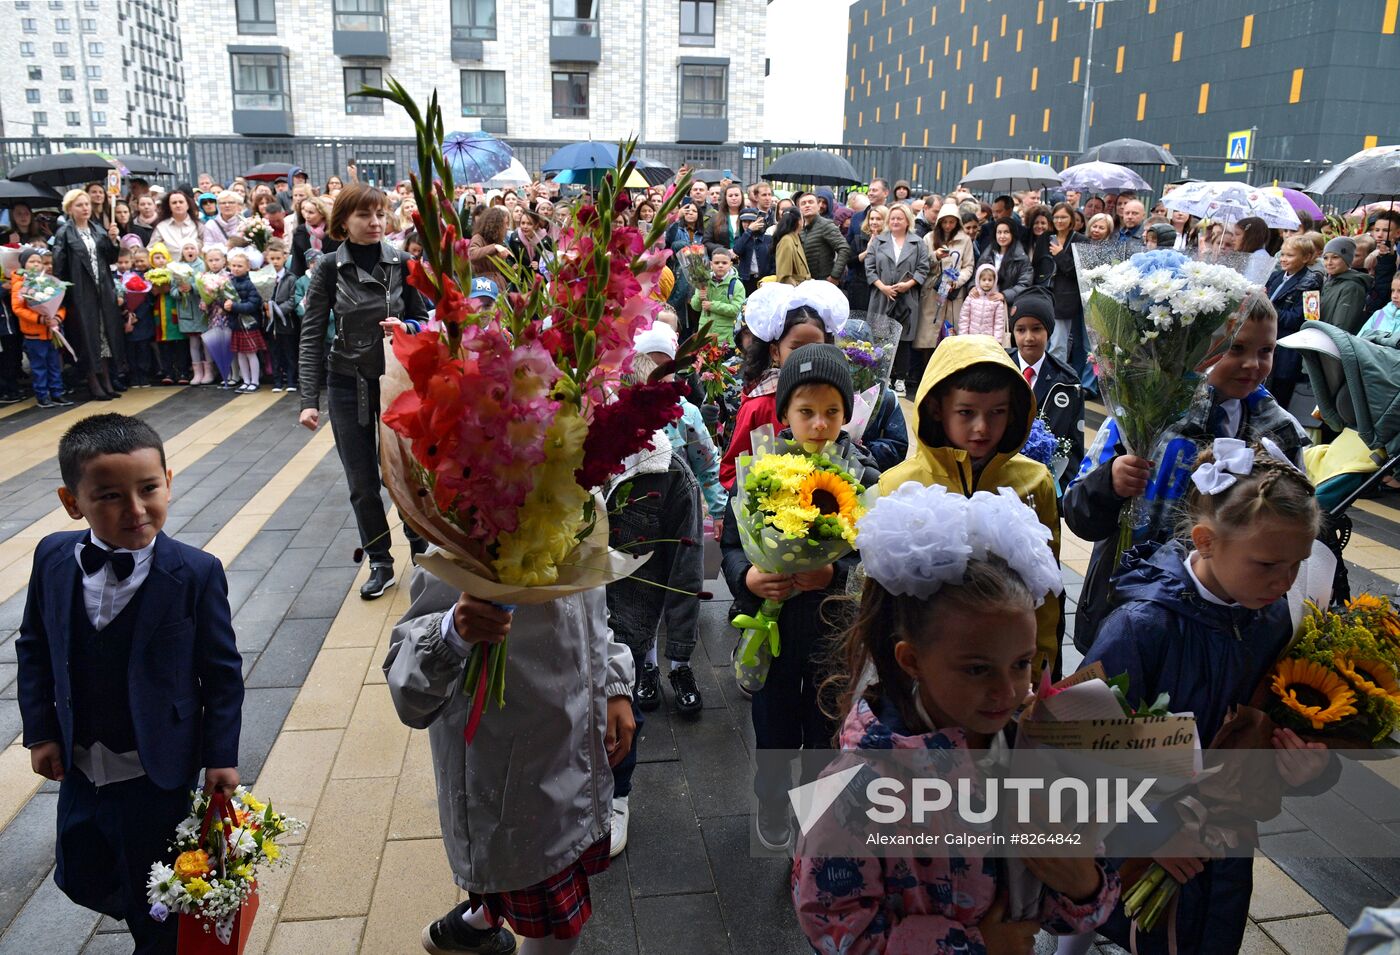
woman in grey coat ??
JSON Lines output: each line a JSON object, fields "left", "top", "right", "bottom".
{"left": 864, "top": 203, "right": 931, "bottom": 393}
{"left": 384, "top": 568, "right": 635, "bottom": 952}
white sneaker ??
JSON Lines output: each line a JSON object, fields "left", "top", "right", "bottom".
{"left": 609, "top": 797, "right": 629, "bottom": 857}
{"left": 271, "top": 385, "right": 283, "bottom": 393}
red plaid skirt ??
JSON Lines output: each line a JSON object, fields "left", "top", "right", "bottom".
{"left": 469, "top": 837, "right": 611, "bottom": 940}
{"left": 231, "top": 328, "right": 266, "bottom": 353}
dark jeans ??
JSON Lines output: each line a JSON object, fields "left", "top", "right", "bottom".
{"left": 327, "top": 372, "right": 396, "bottom": 567}
{"left": 124, "top": 337, "right": 154, "bottom": 385}
{"left": 56, "top": 770, "right": 188, "bottom": 955}
{"left": 24, "top": 338, "right": 64, "bottom": 399}
{"left": 611, "top": 652, "right": 646, "bottom": 800}
{"left": 157, "top": 340, "right": 188, "bottom": 380}
{"left": 270, "top": 326, "right": 300, "bottom": 388}
{"left": 0, "top": 332, "right": 23, "bottom": 396}
{"left": 750, "top": 625, "right": 838, "bottom": 805}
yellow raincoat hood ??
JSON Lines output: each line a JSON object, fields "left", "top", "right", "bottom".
{"left": 879, "top": 334, "right": 1063, "bottom": 676}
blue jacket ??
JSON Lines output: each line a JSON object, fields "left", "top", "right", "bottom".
{"left": 16, "top": 530, "right": 244, "bottom": 790}
{"left": 1082, "top": 541, "right": 1289, "bottom": 955}
{"left": 1265, "top": 266, "right": 1325, "bottom": 382}
{"left": 732, "top": 225, "right": 772, "bottom": 282}
{"left": 861, "top": 386, "right": 910, "bottom": 472}
{"left": 227, "top": 271, "right": 263, "bottom": 329}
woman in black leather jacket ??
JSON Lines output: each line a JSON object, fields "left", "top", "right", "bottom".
{"left": 297, "top": 182, "right": 428, "bottom": 600}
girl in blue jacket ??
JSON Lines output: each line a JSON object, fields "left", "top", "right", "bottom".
{"left": 1080, "top": 439, "right": 1329, "bottom": 955}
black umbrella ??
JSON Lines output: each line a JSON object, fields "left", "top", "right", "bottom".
{"left": 1273, "top": 180, "right": 1310, "bottom": 191}
{"left": 763, "top": 149, "right": 861, "bottom": 186}
{"left": 960, "top": 158, "right": 1062, "bottom": 193}
{"left": 8, "top": 152, "right": 118, "bottom": 188}
{"left": 0, "top": 179, "right": 62, "bottom": 209}
{"left": 633, "top": 158, "right": 675, "bottom": 187}
{"left": 1305, "top": 146, "right": 1400, "bottom": 199}
{"left": 115, "top": 154, "right": 174, "bottom": 178}
{"left": 243, "top": 162, "right": 299, "bottom": 182}
{"left": 685, "top": 167, "right": 727, "bottom": 184}
{"left": 1077, "top": 138, "right": 1179, "bottom": 167}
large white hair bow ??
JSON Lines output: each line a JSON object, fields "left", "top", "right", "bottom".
{"left": 1189, "top": 438, "right": 1255, "bottom": 495}
{"left": 741, "top": 283, "right": 798, "bottom": 343}
{"left": 856, "top": 482, "right": 1063, "bottom": 604}
{"left": 786, "top": 279, "right": 850, "bottom": 336}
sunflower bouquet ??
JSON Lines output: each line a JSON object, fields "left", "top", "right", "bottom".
{"left": 1268, "top": 596, "right": 1400, "bottom": 744}
{"left": 146, "top": 787, "right": 301, "bottom": 949}
{"left": 731, "top": 425, "right": 874, "bottom": 691}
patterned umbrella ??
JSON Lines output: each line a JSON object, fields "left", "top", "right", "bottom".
{"left": 442, "top": 131, "right": 514, "bottom": 185}
{"left": 1162, "top": 180, "right": 1300, "bottom": 229}
{"left": 1264, "top": 187, "right": 1323, "bottom": 222}
{"left": 1059, "top": 161, "right": 1151, "bottom": 196}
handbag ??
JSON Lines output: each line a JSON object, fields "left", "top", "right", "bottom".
{"left": 176, "top": 792, "right": 260, "bottom": 955}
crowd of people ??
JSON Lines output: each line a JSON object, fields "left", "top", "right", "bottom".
{"left": 12, "top": 157, "right": 1400, "bottom": 955}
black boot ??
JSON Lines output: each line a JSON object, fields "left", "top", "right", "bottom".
{"left": 359, "top": 564, "right": 396, "bottom": 600}
{"left": 635, "top": 660, "right": 661, "bottom": 712}
{"left": 669, "top": 664, "right": 703, "bottom": 717}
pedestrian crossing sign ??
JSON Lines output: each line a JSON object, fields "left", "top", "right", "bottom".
{"left": 1225, "top": 129, "right": 1253, "bottom": 174}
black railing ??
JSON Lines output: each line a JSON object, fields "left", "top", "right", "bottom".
{"left": 0, "top": 135, "right": 1338, "bottom": 200}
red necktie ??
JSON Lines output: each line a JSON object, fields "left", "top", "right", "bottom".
{"left": 1023, "top": 365, "right": 1035, "bottom": 385}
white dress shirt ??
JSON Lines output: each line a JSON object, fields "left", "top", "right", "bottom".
{"left": 70, "top": 534, "right": 155, "bottom": 785}
{"left": 1218, "top": 398, "right": 1243, "bottom": 439}
{"left": 1017, "top": 353, "right": 1047, "bottom": 384}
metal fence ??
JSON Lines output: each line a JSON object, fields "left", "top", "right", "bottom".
{"left": 0, "top": 134, "right": 1333, "bottom": 200}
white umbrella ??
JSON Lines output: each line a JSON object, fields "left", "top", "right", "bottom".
{"left": 1161, "top": 180, "right": 1300, "bottom": 229}
{"left": 959, "top": 158, "right": 1061, "bottom": 193}
{"left": 1058, "top": 161, "right": 1150, "bottom": 196}
{"left": 484, "top": 158, "right": 531, "bottom": 189}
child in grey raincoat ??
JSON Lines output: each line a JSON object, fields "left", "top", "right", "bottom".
{"left": 385, "top": 571, "right": 635, "bottom": 954}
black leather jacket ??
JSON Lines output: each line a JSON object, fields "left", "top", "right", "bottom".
{"left": 298, "top": 240, "right": 427, "bottom": 411}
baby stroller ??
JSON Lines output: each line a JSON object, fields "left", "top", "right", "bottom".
{"left": 1281, "top": 323, "right": 1400, "bottom": 602}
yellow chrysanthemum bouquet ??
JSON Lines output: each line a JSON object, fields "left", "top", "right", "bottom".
{"left": 1267, "top": 596, "right": 1400, "bottom": 743}
{"left": 731, "top": 425, "right": 875, "bottom": 691}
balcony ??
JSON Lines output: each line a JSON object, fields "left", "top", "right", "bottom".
{"left": 550, "top": 16, "right": 599, "bottom": 62}
{"left": 333, "top": 1, "right": 389, "bottom": 58}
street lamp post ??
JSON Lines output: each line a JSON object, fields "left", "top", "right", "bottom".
{"left": 1073, "top": 0, "right": 1119, "bottom": 156}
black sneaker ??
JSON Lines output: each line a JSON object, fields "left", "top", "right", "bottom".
{"left": 52, "top": 395, "right": 75, "bottom": 406}
{"left": 756, "top": 804, "right": 792, "bottom": 852}
{"left": 360, "top": 564, "right": 396, "bottom": 600}
{"left": 669, "top": 664, "right": 703, "bottom": 717}
{"left": 35, "top": 398, "right": 54, "bottom": 409}
{"left": 422, "top": 900, "right": 517, "bottom": 954}
{"left": 0, "top": 393, "right": 21, "bottom": 405}
{"left": 635, "top": 661, "right": 661, "bottom": 712}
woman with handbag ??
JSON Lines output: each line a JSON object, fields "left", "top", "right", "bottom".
{"left": 914, "top": 202, "right": 974, "bottom": 381}
{"left": 864, "top": 204, "right": 931, "bottom": 395}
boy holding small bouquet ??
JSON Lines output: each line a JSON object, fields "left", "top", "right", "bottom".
{"left": 11, "top": 248, "right": 73, "bottom": 408}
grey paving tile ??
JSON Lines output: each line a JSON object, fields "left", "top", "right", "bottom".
{"left": 716, "top": 675, "right": 756, "bottom": 755}
{"left": 697, "top": 600, "right": 737, "bottom": 670}
{"left": 223, "top": 569, "right": 267, "bottom": 617}
{"left": 673, "top": 715, "right": 753, "bottom": 819}
{"left": 0, "top": 792, "right": 58, "bottom": 936}
{"left": 1263, "top": 829, "right": 1393, "bottom": 923}
{"left": 245, "top": 617, "right": 335, "bottom": 689}
{"left": 635, "top": 697, "right": 678, "bottom": 764}
{"left": 575, "top": 854, "right": 639, "bottom": 955}
{"left": 225, "top": 530, "right": 298, "bottom": 574}
{"left": 289, "top": 509, "right": 351, "bottom": 551}
{"left": 0, "top": 591, "right": 29, "bottom": 634}
{"left": 0, "top": 663, "right": 15, "bottom": 695}
{"left": 624, "top": 762, "right": 714, "bottom": 898}
{"left": 0, "top": 698, "right": 21, "bottom": 747}
{"left": 237, "top": 687, "right": 299, "bottom": 785}
{"left": 175, "top": 498, "right": 244, "bottom": 537}
{"left": 0, "top": 872, "right": 101, "bottom": 955}
{"left": 1259, "top": 806, "right": 1306, "bottom": 836}
{"left": 80, "top": 932, "right": 132, "bottom": 954}
{"left": 233, "top": 588, "right": 296, "bottom": 630}
{"left": 632, "top": 892, "right": 730, "bottom": 955}
{"left": 285, "top": 567, "right": 360, "bottom": 619}
{"left": 701, "top": 815, "right": 807, "bottom": 954}
{"left": 1335, "top": 759, "right": 1400, "bottom": 824}
{"left": 316, "top": 526, "right": 364, "bottom": 568}
{"left": 251, "top": 548, "right": 321, "bottom": 596}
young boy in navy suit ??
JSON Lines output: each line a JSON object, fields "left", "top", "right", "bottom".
{"left": 16, "top": 414, "right": 244, "bottom": 955}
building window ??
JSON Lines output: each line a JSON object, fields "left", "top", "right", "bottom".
{"left": 679, "top": 0, "right": 714, "bottom": 45}
{"left": 460, "top": 69, "right": 506, "bottom": 132}
{"left": 679, "top": 62, "right": 727, "bottom": 119}
{"left": 81, "top": 18, "right": 96, "bottom": 31}
{"left": 551, "top": 70, "right": 588, "bottom": 118}
{"left": 236, "top": 0, "right": 276, "bottom": 34}
{"left": 21, "top": 17, "right": 36, "bottom": 31}
{"left": 93, "top": 110, "right": 106, "bottom": 125}
{"left": 25, "top": 89, "right": 40, "bottom": 103}
{"left": 27, "top": 67, "right": 41, "bottom": 80}
{"left": 551, "top": 0, "right": 597, "bottom": 37}
{"left": 88, "top": 42, "right": 103, "bottom": 55}
{"left": 87, "top": 65, "right": 101, "bottom": 79}
{"left": 334, "top": 0, "right": 386, "bottom": 32}
{"left": 54, "top": 17, "right": 70, "bottom": 31}
{"left": 59, "top": 89, "right": 74, "bottom": 103}
{"left": 61, "top": 65, "right": 75, "bottom": 80}
{"left": 32, "top": 111, "right": 47, "bottom": 126}
{"left": 14, "top": 1, "right": 29, "bottom": 8}
{"left": 49, "top": 1, "right": 63, "bottom": 8}
{"left": 20, "top": 42, "right": 35, "bottom": 56}
{"left": 451, "top": 0, "right": 496, "bottom": 40}
{"left": 94, "top": 88, "right": 108, "bottom": 103}
{"left": 66, "top": 111, "right": 81, "bottom": 126}
{"left": 230, "top": 50, "right": 290, "bottom": 111}
{"left": 344, "top": 66, "right": 383, "bottom": 114}
{"left": 53, "top": 42, "right": 69, "bottom": 56}
{"left": 84, "top": 0, "right": 99, "bottom": 7}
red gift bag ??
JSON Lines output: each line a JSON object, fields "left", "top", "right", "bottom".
{"left": 176, "top": 792, "right": 261, "bottom": 955}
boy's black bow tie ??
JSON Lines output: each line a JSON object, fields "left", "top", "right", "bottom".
{"left": 80, "top": 539, "right": 135, "bottom": 581}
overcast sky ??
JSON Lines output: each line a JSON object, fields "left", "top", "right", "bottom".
{"left": 764, "top": 0, "right": 856, "bottom": 144}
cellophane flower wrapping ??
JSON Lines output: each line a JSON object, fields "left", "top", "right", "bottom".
{"left": 146, "top": 787, "right": 300, "bottom": 946}
{"left": 677, "top": 243, "right": 712, "bottom": 290}
{"left": 242, "top": 216, "right": 273, "bottom": 252}
{"left": 19, "top": 273, "right": 70, "bottom": 321}
{"left": 1071, "top": 245, "right": 1258, "bottom": 546}
{"left": 730, "top": 425, "right": 877, "bottom": 690}
{"left": 196, "top": 272, "right": 234, "bottom": 309}
{"left": 247, "top": 266, "right": 277, "bottom": 303}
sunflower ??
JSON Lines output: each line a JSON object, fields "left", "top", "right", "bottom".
{"left": 1345, "top": 594, "right": 1400, "bottom": 648}
{"left": 1270, "top": 659, "right": 1359, "bottom": 730}
{"left": 1335, "top": 655, "right": 1400, "bottom": 703}
{"left": 799, "top": 470, "right": 861, "bottom": 522}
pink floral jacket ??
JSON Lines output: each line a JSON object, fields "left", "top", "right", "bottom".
{"left": 791, "top": 696, "right": 1120, "bottom": 954}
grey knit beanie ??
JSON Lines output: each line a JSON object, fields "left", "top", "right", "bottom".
{"left": 776, "top": 343, "right": 855, "bottom": 421}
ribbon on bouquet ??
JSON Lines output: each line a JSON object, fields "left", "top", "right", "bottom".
{"left": 731, "top": 597, "right": 787, "bottom": 692}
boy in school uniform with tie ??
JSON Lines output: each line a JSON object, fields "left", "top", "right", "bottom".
{"left": 1006, "top": 286, "right": 1086, "bottom": 483}
{"left": 16, "top": 413, "right": 244, "bottom": 955}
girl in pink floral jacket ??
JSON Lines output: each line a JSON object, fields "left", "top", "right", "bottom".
{"left": 791, "top": 484, "right": 1120, "bottom": 954}
{"left": 957, "top": 263, "right": 1011, "bottom": 345}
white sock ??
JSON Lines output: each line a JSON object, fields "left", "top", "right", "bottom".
{"left": 460, "top": 905, "right": 492, "bottom": 931}
{"left": 645, "top": 645, "right": 658, "bottom": 668}
{"left": 519, "top": 937, "right": 581, "bottom": 955}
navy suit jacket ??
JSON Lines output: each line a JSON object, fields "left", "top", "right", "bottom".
{"left": 16, "top": 530, "right": 244, "bottom": 790}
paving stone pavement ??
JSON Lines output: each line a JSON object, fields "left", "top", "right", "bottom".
{"left": 0, "top": 392, "right": 1389, "bottom": 954}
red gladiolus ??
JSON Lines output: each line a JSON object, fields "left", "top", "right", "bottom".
{"left": 406, "top": 258, "right": 440, "bottom": 300}
{"left": 575, "top": 381, "right": 687, "bottom": 488}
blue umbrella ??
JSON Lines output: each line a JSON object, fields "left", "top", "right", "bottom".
{"left": 541, "top": 142, "right": 619, "bottom": 176}
{"left": 442, "top": 131, "right": 514, "bottom": 185}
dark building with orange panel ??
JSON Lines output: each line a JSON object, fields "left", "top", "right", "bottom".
{"left": 844, "top": 0, "right": 1399, "bottom": 171}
